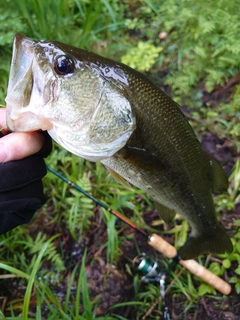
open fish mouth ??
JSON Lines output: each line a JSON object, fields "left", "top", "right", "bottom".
{"left": 6, "top": 34, "right": 34, "bottom": 118}
{"left": 7, "top": 34, "right": 34, "bottom": 97}
{"left": 5, "top": 34, "right": 52, "bottom": 131}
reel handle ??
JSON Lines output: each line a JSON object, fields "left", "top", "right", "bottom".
{"left": 148, "top": 233, "right": 231, "bottom": 295}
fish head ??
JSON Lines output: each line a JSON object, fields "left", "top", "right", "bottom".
{"left": 6, "top": 34, "right": 136, "bottom": 161}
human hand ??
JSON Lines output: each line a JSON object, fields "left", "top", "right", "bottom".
{"left": 0, "top": 108, "right": 45, "bottom": 162}
{"left": 0, "top": 107, "right": 52, "bottom": 235}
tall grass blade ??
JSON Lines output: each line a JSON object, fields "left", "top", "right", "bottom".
{"left": 22, "top": 234, "right": 61, "bottom": 319}
{"left": 76, "top": 249, "right": 91, "bottom": 318}
{"left": 0, "top": 263, "right": 29, "bottom": 279}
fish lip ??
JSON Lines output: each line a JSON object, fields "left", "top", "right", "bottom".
{"left": 6, "top": 111, "right": 53, "bottom": 132}
{"left": 5, "top": 34, "right": 35, "bottom": 130}
{"left": 6, "top": 33, "right": 35, "bottom": 96}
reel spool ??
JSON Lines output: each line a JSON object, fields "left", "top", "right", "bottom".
{"left": 133, "top": 253, "right": 167, "bottom": 283}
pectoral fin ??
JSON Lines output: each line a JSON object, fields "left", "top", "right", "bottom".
{"left": 116, "top": 146, "right": 164, "bottom": 172}
{"left": 107, "top": 167, "right": 132, "bottom": 189}
{"left": 154, "top": 201, "right": 176, "bottom": 224}
{"left": 210, "top": 157, "right": 229, "bottom": 192}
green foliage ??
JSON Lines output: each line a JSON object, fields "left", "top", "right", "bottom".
{"left": 155, "top": 0, "right": 240, "bottom": 94}
{"left": 171, "top": 269, "right": 201, "bottom": 313}
{"left": 103, "top": 211, "right": 119, "bottom": 263}
{"left": 12, "top": 0, "right": 76, "bottom": 41}
{"left": 69, "top": 250, "right": 127, "bottom": 320}
{"left": 65, "top": 172, "right": 94, "bottom": 238}
{"left": 10, "top": 0, "right": 122, "bottom": 48}
{"left": 198, "top": 283, "right": 216, "bottom": 296}
{"left": 0, "top": 233, "right": 64, "bottom": 319}
{"left": 121, "top": 41, "right": 162, "bottom": 72}
{"left": 111, "top": 287, "right": 162, "bottom": 319}
{"left": 216, "top": 234, "right": 240, "bottom": 294}
{"left": 0, "top": 7, "right": 25, "bottom": 47}
{"left": 174, "top": 219, "right": 189, "bottom": 250}
{"left": 215, "top": 159, "right": 240, "bottom": 212}
{"left": 0, "top": 231, "right": 64, "bottom": 273}
{"left": 203, "top": 98, "right": 240, "bottom": 141}
{"left": 123, "top": 0, "right": 240, "bottom": 142}
{"left": 0, "top": 249, "right": 125, "bottom": 319}
{"left": 27, "top": 232, "right": 65, "bottom": 272}
{"left": 0, "top": 0, "right": 125, "bottom": 103}
{"left": 229, "top": 159, "right": 240, "bottom": 203}
{"left": 189, "top": 222, "right": 240, "bottom": 296}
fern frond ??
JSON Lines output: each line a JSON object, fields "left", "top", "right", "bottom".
{"left": 65, "top": 172, "right": 94, "bottom": 238}
{"left": 26, "top": 232, "right": 65, "bottom": 272}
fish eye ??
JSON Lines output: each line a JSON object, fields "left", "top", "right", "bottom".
{"left": 54, "top": 55, "right": 75, "bottom": 75}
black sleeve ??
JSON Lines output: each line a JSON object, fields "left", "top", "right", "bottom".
{"left": 0, "top": 131, "right": 52, "bottom": 235}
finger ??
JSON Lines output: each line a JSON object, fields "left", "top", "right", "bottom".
{"left": 0, "top": 131, "right": 45, "bottom": 163}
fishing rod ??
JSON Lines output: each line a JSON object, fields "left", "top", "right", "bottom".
{"left": 47, "top": 166, "right": 231, "bottom": 296}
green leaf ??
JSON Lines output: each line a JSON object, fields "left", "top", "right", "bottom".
{"left": 222, "top": 259, "right": 231, "bottom": 269}
{"left": 209, "top": 262, "right": 224, "bottom": 276}
{"left": 235, "top": 282, "right": 240, "bottom": 294}
{"left": 234, "top": 267, "right": 240, "bottom": 275}
{"left": 234, "top": 231, "right": 240, "bottom": 238}
{"left": 198, "top": 283, "right": 216, "bottom": 296}
{"left": 235, "top": 241, "right": 240, "bottom": 254}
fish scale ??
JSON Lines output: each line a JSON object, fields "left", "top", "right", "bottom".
{"left": 6, "top": 33, "right": 232, "bottom": 259}
{"left": 103, "top": 87, "right": 211, "bottom": 220}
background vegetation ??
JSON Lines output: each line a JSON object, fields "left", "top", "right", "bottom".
{"left": 0, "top": 0, "right": 239, "bottom": 319}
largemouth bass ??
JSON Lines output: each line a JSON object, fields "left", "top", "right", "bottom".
{"left": 6, "top": 34, "right": 232, "bottom": 259}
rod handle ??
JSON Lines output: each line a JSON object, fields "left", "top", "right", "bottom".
{"left": 148, "top": 233, "right": 231, "bottom": 295}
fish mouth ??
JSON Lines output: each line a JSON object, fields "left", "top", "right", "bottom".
{"left": 5, "top": 33, "right": 52, "bottom": 132}
{"left": 6, "top": 34, "right": 35, "bottom": 131}
{"left": 6, "top": 34, "right": 35, "bottom": 113}
{"left": 7, "top": 34, "right": 34, "bottom": 96}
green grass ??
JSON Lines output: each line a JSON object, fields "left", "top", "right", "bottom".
{"left": 0, "top": 0, "right": 239, "bottom": 318}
